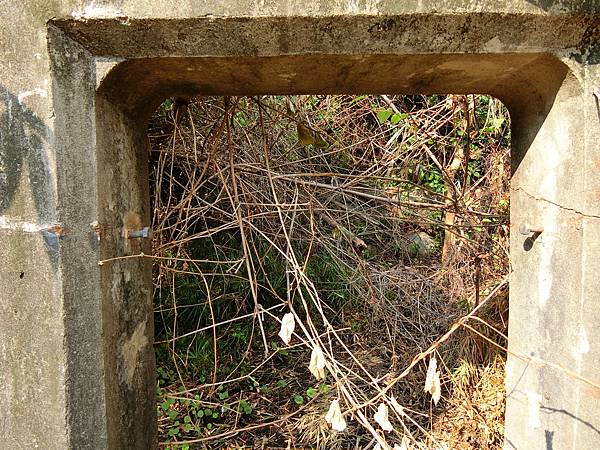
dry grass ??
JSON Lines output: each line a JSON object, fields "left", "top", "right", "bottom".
{"left": 148, "top": 94, "right": 510, "bottom": 449}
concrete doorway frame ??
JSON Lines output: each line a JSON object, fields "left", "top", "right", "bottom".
{"left": 2, "top": 6, "right": 599, "bottom": 449}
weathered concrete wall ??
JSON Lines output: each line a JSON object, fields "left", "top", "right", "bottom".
{"left": 1, "top": 1, "right": 598, "bottom": 449}
{"left": 507, "top": 67, "right": 600, "bottom": 449}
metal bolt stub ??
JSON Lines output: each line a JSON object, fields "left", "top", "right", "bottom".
{"left": 90, "top": 221, "right": 102, "bottom": 241}
{"left": 126, "top": 226, "right": 151, "bottom": 239}
{"left": 519, "top": 223, "right": 544, "bottom": 236}
{"left": 44, "top": 224, "right": 65, "bottom": 236}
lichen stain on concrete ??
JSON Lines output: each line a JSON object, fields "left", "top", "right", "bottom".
{"left": 537, "top": 234, "right": 554, "bottom": 308}
{"left": 578, "top": 327, "right": 590, "bottom": 354}
{"left": 72, "top": 4, "right": 124, "bottom": 20}
{"left": 331, "top": 0, "right": 379, "bottom": 14}
{"left": 123, "top": 211, "right": 142, "bottom": 231}
{"left": 119, "top": 321, "right": 147, "bottom": 387}
{"left": 483, "top": 36, "right": 504, "bottom": 52}
{"left": 576, "top": 325, "right": 590, "bottom": 356}
{"left": 111, "top": 271, "right": 122, "bottom": 306}
{"left": 0, "top": 216, "right": 53, "bottom": 232}
{"left": 17, "top": 87, "right": 47, "bottom": 104}
{"left": 527, "top": 390, "right": 543, "bottom": 429}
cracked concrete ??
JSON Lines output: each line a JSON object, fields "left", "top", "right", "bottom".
{"left": 514, "top": 187, "right": 600, "bottom": 220}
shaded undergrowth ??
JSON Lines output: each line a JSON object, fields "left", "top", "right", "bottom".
{"left": 148, "top": 94, "right": 510, "bottom": 449}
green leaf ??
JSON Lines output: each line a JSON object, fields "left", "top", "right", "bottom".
{"left": 306, "top": 387, "right": 318, "bottom": 399}
{"left": 218, "top": 391, "right": 229, "bottom": 400}
{"left": 293, "top": 395, "right": 304, "bottom": 405}
{"left": 377, "top": 109, "right": 393, "bottom": 124}
{"left": 239, "top": 400, "right": 253, "bottom": 414}
{"left": 390, "top": 113, "right": 405, "bottom": 125}
{"left": 492, "top": 117, "right": 505, "bottom": 130}
{"left": 276, "top": 379, "right": 287, "bottom": 388}
{"left": 184, "top": 415, "right": 192, "bottom": 424}
{"left": 160, "top": 99, "right": 173, "bottom": 114}
{"left": 195, "top": 409, "right": 204, "bottom": 418}
{"left": 319, "top": 383, "right": 330, "bottom": 394}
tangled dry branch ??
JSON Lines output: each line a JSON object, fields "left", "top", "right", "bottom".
{"left": 147, "top": 94, "right": 512, "bottom": 449}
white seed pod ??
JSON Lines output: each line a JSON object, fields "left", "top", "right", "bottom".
{"left": 325, "top": 399, "right": 347, "bottom": 432}
{"left": 374, "top": 403, "right": 394, "bottom": 432}
{"left": 277, "top": 312, "right": 295, "bottom": 345}
{"left": 309, "top": 346, "right": 326, "bottom": 380}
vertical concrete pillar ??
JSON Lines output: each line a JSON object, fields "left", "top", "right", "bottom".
{"left": 506, "top": 52, "right": 600, "bottom": 448}
{"left": 48, "top": 27, "right": 109, "bottom": 449}
{"left": 95, "top": 85, "right": 156, "bottom": 450}
{"left": 54, "top": 25, "right": 157, "bottom": 447}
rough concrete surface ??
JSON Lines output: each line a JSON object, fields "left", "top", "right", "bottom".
{"left": 0, "top": 1, "right": 599, "bottom": 449}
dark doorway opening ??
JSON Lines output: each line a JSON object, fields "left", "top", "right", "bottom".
{"left": 147, "top": 94, "right": 510, "bottom": 449}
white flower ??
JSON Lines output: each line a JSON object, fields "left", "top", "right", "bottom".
{"left": 424, "top": 357, "right": 441, "bottom": 405}
{"left": 277, "top": 313, "right": 295, "bottom": 345}
{"left": 374, "top": 403, "right": 394, "bottom": 432}
{"left": 309, "top": 346, "right": 326, "bottom": 380}
{"left": 325, "top": 399, "right": 347, "bottom": 432}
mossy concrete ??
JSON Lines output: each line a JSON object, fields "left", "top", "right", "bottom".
{"left": 1, "top": 1, "right": 599, "bottom": 449}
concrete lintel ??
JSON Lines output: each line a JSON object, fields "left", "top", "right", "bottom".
{"left": 52, "top": 13, "right": 599, "bottom": 58}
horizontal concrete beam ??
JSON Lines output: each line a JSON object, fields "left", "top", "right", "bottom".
{"left": 54, "top": 13, "right": 599, "bottom": 58}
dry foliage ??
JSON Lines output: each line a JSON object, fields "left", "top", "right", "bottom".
{"left": 148, "top": 94, "right": 511, "bottom": 449}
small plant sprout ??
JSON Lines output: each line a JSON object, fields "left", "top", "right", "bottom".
{"left": 374, "top": 403, "right": 394, "bottom": 432}
{"left": 309, "top": 346, "right": 326, "bottom": 380}
{"left": 325, "top": 399, "right": 347, "bottom": 432}
{"left": 424, "top": 356, "right": 442, "bottom": 405}
{"left": 278, "top": 312, "right": 295, "bottom": 345}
